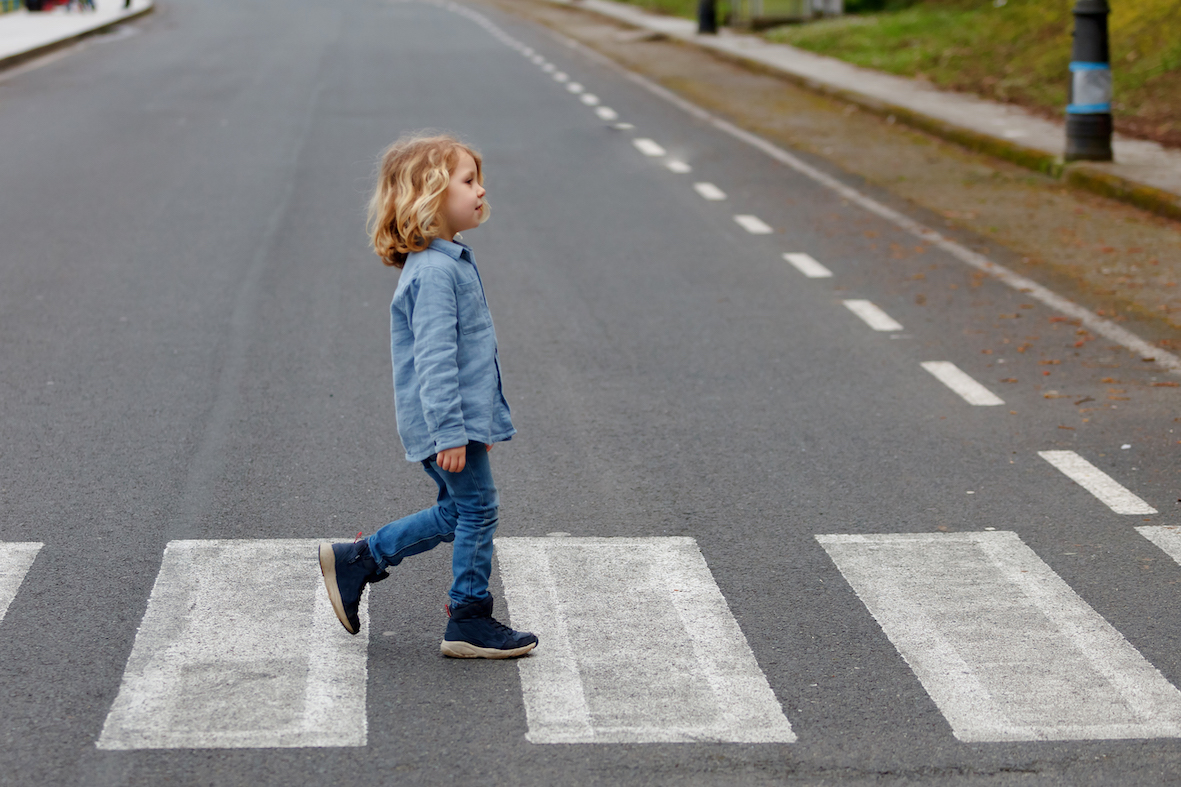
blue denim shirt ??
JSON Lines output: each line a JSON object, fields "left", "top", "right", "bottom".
{"left": 390, "top": 238, "right": 516, "bottom": 461}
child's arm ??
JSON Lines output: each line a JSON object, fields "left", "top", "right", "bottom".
{"left": 408, "top": 268, "right": 468, "bottom": 456}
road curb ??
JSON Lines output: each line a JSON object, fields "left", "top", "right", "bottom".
{"left": 0, "top": 2, "right": 154, "bottom": 73}
{"left": 562, "top": 2, "right": 1181, "bottom": 224}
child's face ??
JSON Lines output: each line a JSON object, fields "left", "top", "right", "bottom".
{"left": 439, "top": 151, "right": 486, "bottom": 240}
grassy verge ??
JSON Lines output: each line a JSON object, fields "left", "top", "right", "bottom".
{"left": 762, "top": 0, "right": 1181, "bottom": 148}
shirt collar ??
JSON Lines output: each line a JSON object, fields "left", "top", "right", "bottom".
{"left": 428, "top": 237, "right": 472, "bottom": 261}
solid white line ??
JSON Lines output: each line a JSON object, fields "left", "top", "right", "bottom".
{"left": 733, "top": 214, "right": 773, "bottom": 234}
{"left": 783, "top": 252, "right": 832, "bottom": 278}
{"left": 580, "top": 93, "right": 600, "bottom": 105}
{"left": 97, "top": 539, "right": 368, "bottom": 749}
{"left": 632, "top": 138, "right": 667, "bottom": 157}
{"left": 548, "top": 35, "right": 1181, "bottom": 375}
{"left": 1038, "top": 451, "right": 1157, "bottom": 515}
{"left": 921, "top": 361, "right": 1005, "bottom": 406}
{"left": 817, "top": 531, "right": 1181, "bottom": 741}
{"left": 497, "top": 537, "right": 795, "bottom": 744}
{"left": 842, "top": 299, "right": 904, "bottom": 332}
{"left": 0, "top": 543, "right": 42, "bottom": 624}
{"left": 595, "top": 106, "right": 619, "bottom": 121}
{"left": 693, "top": 182, "right": 727, "bottom": 201}
{"left": 665, "top": 159, "right": 692, "bottom": 173}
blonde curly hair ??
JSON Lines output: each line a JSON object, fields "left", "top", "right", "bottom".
{"left": 367, "top": 132, "right": 489, "bottom": 269}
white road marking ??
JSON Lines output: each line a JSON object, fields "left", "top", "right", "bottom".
{"left": 595, "top": 106, "right": 619, "bottom": 121}
{"left": 542, "top": 63, "right": 556, "bottom": 73}
{"left": 920, "top": 361, "right": 1005, "bottom": 406}
{"left": 0, "top": 542, "right": 42, "bottom": 624}
{"left": 666, "top": 160, "right": 692, "bottom": 173}
{"left": 599, "top": 62, "right": 1181, "bottom": 375}
{"left": 693, "top": 182, "right": 727, "bottom": 201}
{"left": 531, "top": 55, "right": 545, "bottom": 64}
{"left": 842, "top": 299, "right": 904, "bottom": 332}
{"left": 1137, "top": 528, "right": 1181, "bottom": 569}
{"left": 553, "top": 72, "right": 569, "bottom": 83}
{"left": 580, "top": 93, "right": 600, "bottom": 106}
{"left": 817, "top": 531, "right": 1181, "bottom": 741}
{"left": 1038, "top": 451, "right": 1157, "bottom": 515}
{"left": 497, "top": 537, "right": 795, "bottom": 744}
{"left": 566, "top": 82, "right": 584, "bottom": 94}
{"left": 733, "top": 214, "right": 773, "bottom": 234}
{"left": 783, "top": 252, "right": 832, "bottom": 278}
{"left": 632, "top": 138, "right": 667, "bottom": 157}
{"left": 97, "top": 539, "right": 368, "bottom": 749}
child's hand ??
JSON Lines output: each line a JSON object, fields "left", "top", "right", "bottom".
{"left": 437, "top": 446, "right": 466, "bottom": 473}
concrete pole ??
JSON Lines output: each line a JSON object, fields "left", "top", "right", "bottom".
{"left": 1065, "top": 0, "right": 1113, "bottom": 162}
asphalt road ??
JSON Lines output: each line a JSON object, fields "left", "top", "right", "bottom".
{"left": 0, "top": 0, "right": 1179, "bottom": 783}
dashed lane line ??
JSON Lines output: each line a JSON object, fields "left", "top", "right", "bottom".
{"left": 595, "top": 106, "right": 619, "bottom": 121}
{"left": 666, "top": 159, "right": 692, "bottom": 173}
{"left": 546, "top": 30, "right": 1181, "bottom": 375}
{"left": 921, "top": 361, "right": 1005, "bottom": 406}
{"left": 693, "top": 182, "right": 727, "bottom": 201}
{"left": 632, "top": 138, "right": 667, "bottom": 157}
{"left": 733, "top": 214, "right": 773, "bottom": 234}
{"left": 1038, "top": 451, "right": 1158, "bottom": 515}
{"left": 97, "top": 539, "right": 368, "bottom": 749}
{"left": 843, "top": 299, "right": 904, "bottom": 332}
{"left": 567, "top": 82, "right": 584, "bottom": 93}
{"left": 580, "top": 93, "right": 600, "bottom": 105}
{"left": 0, "top": 542, "right": 42, "bottom": 625}
{"left": 818, "top": 531, "right": 1181, "bottom": 741}
{"left": 783, "top": 252, "right": 832, "bottom": 278}
{"left": 498, "top": 537, "right": 796, "bottom": 744}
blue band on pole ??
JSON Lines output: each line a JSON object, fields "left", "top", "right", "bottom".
{"left": 1067, "top": 103, "right": 1112, "bottom": 114}
{"left": 1069, "top": 61, "right": 1110, "bottom": 72}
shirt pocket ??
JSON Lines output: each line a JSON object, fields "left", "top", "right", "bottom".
{"left": 456, "top": 279, "right": 493, "bottom": 335}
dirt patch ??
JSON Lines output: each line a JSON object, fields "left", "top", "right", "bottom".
{"left": 478, "top": 0, "right": 1181, "bottom": 350}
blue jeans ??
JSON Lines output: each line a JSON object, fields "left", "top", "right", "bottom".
{"left": 366, "top": 442, "right": 498, "bottom": 607}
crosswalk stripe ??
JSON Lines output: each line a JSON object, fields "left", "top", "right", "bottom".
{"left": 1038, "top": 450, "right": 1158, "bottom": 515}
{"left": 497, "top": 537, "right": 795, "bottom": 744}
{"left": 0, "top": 542, "right": 42, "bottom": 624}
{"left": 1136, "top": 526, "right": 1181, "bottom": 566}
{"left": 97, "top": 539, "right": 368, "bottom": 750}
{"left": 816, "top": 531, "right": 1181, "bottom": 741}
{"left": 920, "top": 361, "right": 1005, "bottom": 406}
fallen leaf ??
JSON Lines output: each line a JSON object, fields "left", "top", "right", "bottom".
{"left": 982, "top": 349, "right": 994, "bottom": 355}
{"left": 1000, "top": 378, "right": 1019, "bottom": 383}
{"left": 1153, "top": 382, "right": 1180, "bottom": 387}
{"left": 1040, "top": 360, "right": 1062, "bottom": 365}
{"left": 1058, "top": 425, "right": 1076, "bottom": 430}
{"left": 1108, "top": 396, "right": 1131, "bottom": 401}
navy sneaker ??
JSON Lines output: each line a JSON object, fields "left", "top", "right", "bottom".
{"left": 318, "top": 539, "right": 387, "bottom": 635}
{"left": 441, "top": 595, "right": 538, "bottom": 659}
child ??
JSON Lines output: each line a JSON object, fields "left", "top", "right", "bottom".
{"left": 319, "top": 133, "right": 537, "bottom": 659}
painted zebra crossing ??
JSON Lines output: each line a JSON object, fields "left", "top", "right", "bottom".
{"left": 97, "top": 540, "right": 369, "bottom": 750}
{"left": 5, "top": 534, "right": 1181, "bottom": 749}
{"left": 0, "top": 542, "right": 42, "bottom": 625}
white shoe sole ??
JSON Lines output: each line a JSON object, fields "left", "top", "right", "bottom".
{"left": 318, "top": 543, "right": 357, "bottom": 635}
{"left": 440, "top": 639, "right": 537, "bottom": 659}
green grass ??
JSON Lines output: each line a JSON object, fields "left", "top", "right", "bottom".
{"left": 762, "top": 0, "right": 1181, "bottom": 146}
